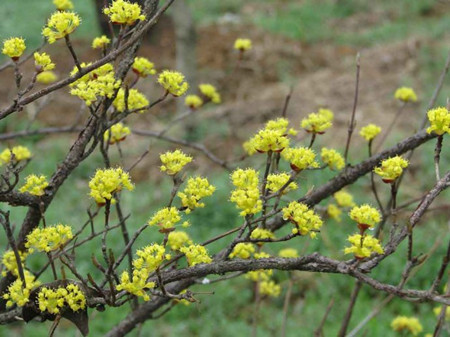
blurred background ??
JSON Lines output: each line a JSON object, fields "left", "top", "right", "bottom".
{"left": 1, "top": 0, "right": 450, "bottom": 336}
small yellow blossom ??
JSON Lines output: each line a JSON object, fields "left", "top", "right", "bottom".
{"left": 260, "top": 280, "right": 281, "bottom": 297}
{"left": 359, "top": 124, "right": 381, "bottom": 142}
{"left": 281, "top": 147, "right": 319, "bottom": 172}
{"left": 158, "top": 70, "right": 189, "bottom": 96}
{"left": 92, "top": 35, "right": 111, "bottom": 49}
{"left": 278, "top": 248, "right": 298, "bottom": 258}
{"left": 167, "top": 231, "right": 192, "bottom": 251}
{"left": 89, "top": 167, "right": 134, "bottom": 205}
{"left": 229, "top": 243, "right": 255, "bottom": 259}
{"left": 37, "top": 71, "right": 58, "bottom": 84}
{"left": 160, "top": 149, "right": 192, "bottom": 175}
{"left": 177, "top": 176, "right": 215, "bottom": 213}
{"left": 104, "top": 123, "right": 131, "bottom": 144}
{"left": 248, "top": 128, "right": 289, "bottom": 153}
{"left": 19, "top": 175, "right": 48, "bottom": 196}
{"left": 3, "top": 270, "right": 40, "bottom": 308}
{"left": 344, "top": 234, "right": 384, "bottom": 259}
{"left": 321, "top": 147, "right": 345, "bottom": 170}
{"left": 333, "top": 190, "right": 355, "bottom": 208}
{"left": 250, "top": 228, "right": 275, "bottom": 241}
{"left": 266, "top": 173, "right": 297, "bottom": 194}
{"left": 113, "top": 88, "right": 149, "bottom": 112}
{"left": 318, "top": 108, "right": 334, "bottom": 121}
{"left": 394, "top": 87, "right": 417, "bottom": 103}
{"left": 133, "top": 244, "right": 168, "bottom": 272}
{"left": 349, "top": 204, "right": 381, "bottom": 229}
{"left": 246, "top": 269, "right": 273, "bottom": 282}
{"left": 234, "top": 38, "right": 252, "bottom": 51}
{"left": 433, "top": 306, "right": 450, "bottom": 321}
{"left": 265, "top": 118, "right": 296, "bottom": 135}
{"left": 34, "top": 52, "right": 55, "bottom": 72}
{"left": 53, "top": 0, "right": 74, "bottom": 10}
{"left": 70, "top": 63, "right": 121, "bottom": 106}
{"left": 0, "top": 146, "right": 31, "bottom": 166}
{"left": 38, "top": 287, "right": 66, "bottom": 314}
{"left": 327, "top": 204, "right": 342, "bottom": 222}
{"left": 42, "top": 11, "right": 81, "bottom": 44}
{"left": 2, "top": 250, "right": 27, "bottom": 277}
{"left": 230, "top": 168, "right": 262, "bottom": 216}
{"left": 148, "top": 207, "right": 185, "bottom": 230}
{"left": 180, "top": 245, "right": 212, "bottom": 266}
{"left": 199, "top": 84, "right": 221, "bottom": 104}
{"left": 64, "top": 284, "right": 86, "bottom": 312}
{"left": 243, "top": 140, "right": 257, "bottom": 156}
{"left": 26, "top": 224, "right": 73, "bottom": 253}
{"left": 132, "top": 57, "right": 156, "bottom": 77}
{"left": 116, "top": 269, "right": 155, "bottom": 301}
{"left": 282, "top": 201, "right": 323, "bottom": 238}
{"left": 426, "top": 107, "right": 450, "bottom": 135}
{"left": 104, "top": 0, "right": 146, "bottom": 25}
{"left": 391, "top": 316, "right": 423, "bottom": 336}
{"left": 2, "top": 37, "right": 26, "bottom": 59}
{"left": 185, "top": 95, "right": 203, "bottom": 109}
{"left": 301, "top": 112, "right": 332, "bottom": 134}
{"left": 374, "top": 156, "right": 408, "bottom": 183}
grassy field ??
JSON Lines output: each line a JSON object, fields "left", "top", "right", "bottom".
{"left": 1, "top": 0, "right": 450, "bottom": 336}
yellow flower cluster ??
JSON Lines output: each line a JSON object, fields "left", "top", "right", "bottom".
{"left": 333, "top": 190, "right": 355, "bottom": 207}
{"left": 148, "top": 207, "right": 188, "bottom": 230}
{"left": 321, "top": 147, "right": 345, "bottom": 170}
{"left": 3, "top": 271, "right": 40, "bottom": 308}
{"left": 132, "top": 57, "right": 156, "bottom": 77}
{"left": 2, "top": 37, "right": 26, "bottom": 59}
{"left": 42, "top": 11, "right": 81, "bottom": 44}
{"left": 230, "top": 168, "right": 262, "bottom": 216}
{"left": 70, "top": 63, "right": 121, "bottom": 106}
{"left": 374, "top": 156, "right": 408, "bottom": 182}
{"left": 248, "top": 128, "right": 290, "bottom": 154}
{"left": 113, "top": 88, "right": 149, "bottom": 112}
{"left": 199, "top": 84, "right": 221, "bottom": 104}
{"left": 266, "top": 172, "right": 298, "bottom": 194}
{"left": 37, "top": 71, "right": 58, "bottom": 84}
{"left": 180, "top": 244, "right": 212, "bottom": 266}
{"left": 158, "top": 70, "right": 189, "bottom": 96}
{"left": 281, "top": 147, "right": 319, "bottom": 172}
{"left": 278, "top": 248, "right": 299, "bottom": 258}
{"left": 359, "top": 123, "right": 381, "bottom": 142}
{"left": 104, "top": 123, "right": 131, "bottom": 144}
{"left": 177, "top": 176, "right": 215, "bottom": 213}
{"left": 104, "top": 0, "right": 146, "bottom": 25}
{"left": 92, "top": 35, "right": 110, "bottom": 49}
{"left": 34, "top": 52, "right": 55, "bottom": 72}
{"left": 185, "top": 95, "right": 203, "bottom": 109}
{"left": 301, "top": 109, "right": 333, "bottom": 134}
{"left": 349, "top": 205, "right": 381, "bottom": 228}
{"left": 426, "top": 107, "right": 450, "bottom": 135}
{"left": 26, "top": 224, "right": 73, "bottom": 253}
{"left": 160, "top": 149, "right": 192, "bottom": 175}
{"left": 433, "top": 306, "right": 450, "bottom": 321}
{"left": 133, "top": 244, "right": 169, "bottom": 272}
{"left": 266, "top": 117, "right": 297, "bottom": 135}
{"left": 234, "top": 38, "right": 252, "bottom": 51}
{"left": 344, "top": 234, "right": 384, "bottom": 258}
{"left": 260, "top": 280, "right": 281, "bottom": 297}
{"left": 229, "top": 243, "right": 255, "bottom": 259}
{"left": 89, "top": 167, "right": 134, "bottom": 205}
{"left": 53, "top": 0, "right": 74, "bottom": 10}
{"left": 282, "top": 201, "right": 323, "bottom": 238}
{"left": 390, "top": 316, "right": 423, "bottom": 336}
{"left": 116, "top": 269, "right": 156, "bottom": 301}
{"left": 327, "top": 204, "right": 342, "bottom": 222}
{"left": 19, "top": 175, "right": 48, "bottom": 196}
{"left": 167, "top": 231, "right": 192, "bottom": 251}
{"left": 0, "top": 146, "right": 31, "bottom": 165}
{"left": 38, "top": 284, "right": 86, "bottom": 314}
{"left": 250, "top": 228, "right": 275, "bottom": 241}
{"left": 394, "top": 87, "right": 417, "bottom": 103}
{"left": 2, "top": 250, "right": 27, "bottom": 277}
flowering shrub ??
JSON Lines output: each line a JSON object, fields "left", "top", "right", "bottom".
{"left": 0, "top": 1, "right": 449, "bottom": 337}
